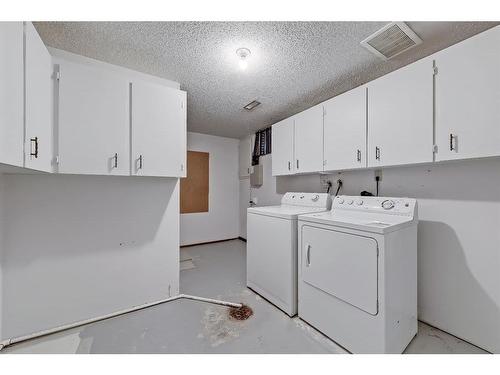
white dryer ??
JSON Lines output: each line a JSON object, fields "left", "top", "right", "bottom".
{"left": 247, "top": 192, "right": 332, "bottom": 316}
{"left": 298, "top": 195, "right": 418, "bottom": 353}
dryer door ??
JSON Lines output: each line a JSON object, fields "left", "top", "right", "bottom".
{"left": 301, "top": 225, "right": 379, "bottom": 315}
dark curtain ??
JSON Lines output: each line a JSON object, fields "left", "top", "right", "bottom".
{"left": 252, "top": 127, "right": 272, "bottom": 166}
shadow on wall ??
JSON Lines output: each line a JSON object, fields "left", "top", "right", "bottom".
{"left": 320, "top": 157, "right": 500, "bottom": 203}
{"left": 2, "top": 174, "right": 175, "bottom": 267}
{"left": 417, "top": 220, "right": 500, "bottom": 352}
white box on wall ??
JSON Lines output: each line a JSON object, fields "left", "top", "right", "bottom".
{"left": 250, "top": 164, "right": 263, "bottom": 187}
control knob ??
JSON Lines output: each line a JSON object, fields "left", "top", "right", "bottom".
{"left": 381, "top": 199, "right": 395, "bottom": 210}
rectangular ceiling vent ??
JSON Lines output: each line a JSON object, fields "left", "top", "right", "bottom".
{"left": 244, "top": 100, "right": 261, "bottom": 111}
{"left": 361, "top": 22, "right": 422, "bottom": 60}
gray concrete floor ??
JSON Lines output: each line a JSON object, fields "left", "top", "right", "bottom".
{"left": 2, "top": 239, "right": 487, "bottom": 354}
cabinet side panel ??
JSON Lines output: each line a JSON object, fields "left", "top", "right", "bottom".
{"left": 1, "top": 174, "right": 180, "bottom": 339}
{"left": 0, "top": 22, "right": 24, "bottom": 167}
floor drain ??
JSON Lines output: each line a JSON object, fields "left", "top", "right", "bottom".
{"left": 229, "top": 304, "right": 253, "bottom": 321}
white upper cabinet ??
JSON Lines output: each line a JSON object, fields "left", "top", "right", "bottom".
{"left": 239, "top": 135, "right": 253, "bottom": 178}
{"left": 323, "top": 86, "right": 367, "bottom": 171}
{"left": 434, "top": 26, "right": 500, "bottom": 161}
{"left": 57, "top": 60, "right": 130, "bottom": 175}
{"left": 131, "top": 81, "right": 187, "bottom": 177}
{"left": 0, "top": 22, "right": 24, "bottom": 167}
{"left": 25, "top": 22, "right": 53, "bottom": 172}
{"left": 367, "top": 57, "right": 433, "bottom": 168}
{"left": 294, "top": 104, "right": 324, "bottom": 173}
{"left": 272, "top": 117, "right": 295, "bottom": 176}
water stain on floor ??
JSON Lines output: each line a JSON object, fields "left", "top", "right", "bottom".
{"left": 200, "top": 305, "right": 244, "bottom": 347}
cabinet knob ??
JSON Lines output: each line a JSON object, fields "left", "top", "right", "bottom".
{"left": 375, "top": 147, "right": 381, "bottom": 160}
{"left": 296, "top": 160, "right": 299, "bottom": 169}
{"left": 113, "top": 153, "right": 118, "bottom": 168}
{"left": 288, "top": 161, "right": 291, "bottom": 171}
{"left": 357, "top": 149, "right": 361, "bottom": 162}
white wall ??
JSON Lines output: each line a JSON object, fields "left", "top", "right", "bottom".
{"left": 239, "top": 178, "right": 250, "bottom": 239}
{"left": 0, "top": 175, "right": 4, "bottom": 340}
{"left": 238, "top": 154, "right": 322, "bottom": 239}
{"left": 0, "top": 173, "right": 180, "bottom": 340}
{"left": 180, "top": 132, "right": 239, "bottom": 246}
{"left": 243, "top": 155, "right": 500, "bottom": 353}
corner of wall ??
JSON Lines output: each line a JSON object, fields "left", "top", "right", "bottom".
{"left": 47, "top": 47, "right": 181, "bottom": 90}
{"left": 0, "top": 173, "right": 5, "bottom": 340}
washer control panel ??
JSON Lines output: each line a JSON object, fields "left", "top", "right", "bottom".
{"left": 332, "top": 195, "right": 416, "bottom": 216}
{"left": 281, "top": 192, "right": 332, "bottom": 209}
{"left": 381, "top": 199, "right": 395, "bottom": 210}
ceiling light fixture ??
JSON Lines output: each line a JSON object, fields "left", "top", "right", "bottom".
{"left": 236, "top": 47, "right": 251, "bottom": 70}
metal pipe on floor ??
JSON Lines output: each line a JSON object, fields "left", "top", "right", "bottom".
{"left": 181, "top": 294, "right": 242, "bottom": 308}
{"left": 0, "top": 294, "right": 242, "bottom": 351}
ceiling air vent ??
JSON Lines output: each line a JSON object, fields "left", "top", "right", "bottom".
{"left": 244, "top": 100, "right": 261, "bottom": 111}
{"left": 361, "top": 22, "right": 422, "bottom": 60}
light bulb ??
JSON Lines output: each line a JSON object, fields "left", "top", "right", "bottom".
{"left": 239, "top": 59, "right": 248, "bottom": 70}
{"left": 236, "top": 48, "right": 251, "bottom": 71}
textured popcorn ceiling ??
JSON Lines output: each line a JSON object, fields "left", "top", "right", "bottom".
{"left": 34, "top": 21, "right": 498, "bottom": 139}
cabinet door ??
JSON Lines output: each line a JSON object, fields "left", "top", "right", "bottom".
{"left": 58, "top": 61, "right": 129, "bottom": 175}
{"left": 25, "top": 22, "right": 53, "bottom": 172}
{"left": 294, "top": 104, "right": 324, "bottom": 173}
{"left": 239, "top": 135, "right": 253, "bottom": 178}
{"left": 323, "top": 86, "right": 367, "bottom": 171}
{"left": 271, "top": 117, "right": 294, "bottom": 176}
{"left": 435, "top": 26, "right": 500, "bottom": 161}
{"left": 131, "top": 81, "right": 186, "bottom": 177}
{"left": 368, "top": 58, "right": 433, "bottom": 167}
{"left": 0, "top": 22, "right": 24, "bottom": 167}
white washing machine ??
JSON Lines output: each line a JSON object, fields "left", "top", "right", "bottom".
{"left": 247, "top": 192, "right": 332, "bottom": 316}
{"left": 298, "top": 195, "right": 418, "bottom": 353}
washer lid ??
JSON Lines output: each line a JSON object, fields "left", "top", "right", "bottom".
{"left": 248, "top": 205, "right": 329, "bottom": 220}
{"left": 247, "top": 192, "right": 332, "bottom": 220}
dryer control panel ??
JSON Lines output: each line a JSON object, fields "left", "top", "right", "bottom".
{"left": 282, "top": 192, "right": 332, "bottom": 209}
{"left": 332, "top": 195, "right": 417, "bottom": 217}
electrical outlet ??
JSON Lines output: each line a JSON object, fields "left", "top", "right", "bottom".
{"left": 374, "top": 169, "right": 383, "bottom": 181}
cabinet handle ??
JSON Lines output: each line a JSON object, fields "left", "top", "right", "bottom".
{"left": 306, "top": 244, "right": 311, "bottom": 267}
{"left": 113, "top": 153, "right": 118, "bottom": 168}
{"left": 138, "top": 155, "right": 143, "bottom": 170}
{"left": 450, "top": 133, "right": 457, "bottom": 151}
{"left": 288, "top": 161, "right": 291, "bottom": 171}
{"left": 30, "top": 137, "right": 39, "bottom": 159}
{"left": 357, "top": 149, "right": 361, "bottom": 162}
{"left": 375, "top": 146, "right": 380, "bottom": 160}
{"left": 296, "top": 160, "right": 299, "bottom": 169}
